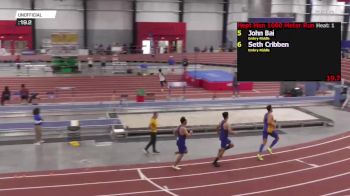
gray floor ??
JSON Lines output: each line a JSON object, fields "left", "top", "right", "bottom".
{"left": 0, "top": 104, "right": 349, "bottom": 174}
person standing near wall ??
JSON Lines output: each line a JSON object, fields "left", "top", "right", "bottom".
{"left": 143, "top": 112, "right": 160, "bottom": 154}
{"left": 233, "top": 72, "right": 239, "bottom": 98}
{"left": 182, "top": 57, "right": 189, "bottom": 80}
{"left": 168, "top": 56, "right": 175, "bottom": 72}
{"left": 159, "top": 69, "right": 167, "bottom": 92}
{"left": 33, "top": 108, "right": 44, "bottom": 145}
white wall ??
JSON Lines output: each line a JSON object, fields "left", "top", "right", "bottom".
{"left": 184, "top": 0, "right": 223, "bottom": 51}
{"left": 0, "top": 0, "right": 31, "bottom": 20}
{"left": 228, "top": 0, "right": 248, "bottom": 46}
{"left": 136, "top": 0, "right": 178, "bottom": 22}
{"left": 271, "top": 0, "right": 293, "bottom": 14}
{"left": 184, "top": 0, "right": 223, "bottom": 31}
{"left": 228, "top": 0, "right": 248, "bottom": 30}
{"left": 271, "top": 0, "right": 305, "bottom": 21}
{"left": 292, "top": 0, "right": 306, "bottom": 22}
{"left": 87, "top": 0, "right": 132, "bottom": 30}
{"left": 311, "top": 0, "right": 345, "bottom": 22}
{"left": 35, "top": 0, "right": 83, "bottom": 30}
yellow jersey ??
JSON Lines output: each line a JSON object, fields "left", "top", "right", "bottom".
{"left": 267, "top": 114, "right": 276, "bottom": 133}
{"left": 149, "top": 118, "right": 158, "bottom": 133}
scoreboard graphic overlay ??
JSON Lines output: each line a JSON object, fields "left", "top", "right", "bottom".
{"left": 237, "top": 22, "right": 341, "bottom": 81}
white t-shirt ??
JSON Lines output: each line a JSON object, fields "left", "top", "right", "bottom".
{"left": 159, "top": 72, "right": 165, "bottom": 81}
{"left": 88, "top": 58, "right": 93, "bottom": 65}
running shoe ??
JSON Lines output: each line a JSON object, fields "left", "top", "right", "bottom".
{"left": 257, "top": 154, "right": 264, "bottom": 161}
{"left": 267, "top": 147, "right": 273, "bottom": 154}
{"left": 172, "top": 165, "right": 181, "bottom": 170}
{"left": 213, "top": 162, "right": 220, "bottom": 167}
{"left": 143, "top": 149, "right": 149, "bottom": 154}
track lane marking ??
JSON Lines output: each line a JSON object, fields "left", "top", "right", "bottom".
{"left": 295, "top": 159, "right": 319, "bottom": 168}
{"left": 321, "top": 187, "right": 350, "bottom": 196}
{"left": 96, "top": 157, "right": 350, "bottom": 196}
{"left": 0, "top": 133, "right": 343, "bottom": 181}
{"left": 135, "top": 169, "right": 178, "bottom": 196}
{"left": 120, "top": 133, "right": 350, "bottom": 171}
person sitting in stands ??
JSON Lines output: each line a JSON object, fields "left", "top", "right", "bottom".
{"left": 1, "top": 86, "right": 11, "bottom": 106}
{"left": 210, "top": 46, "right": 214, "bottom": 53}
{"left": 202, "top": 46, "right": 208, "bottom": 53}
{"left": 20, "top": 84, "right": 29, "bottom": 104}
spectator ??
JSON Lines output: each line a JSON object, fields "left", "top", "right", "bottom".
{"left": 158, "top": 69, "right": 167, "bottom": 92}
{"left": 20, "top": 84, "right": 29, "bottom": 104}
{"left": 182, "top": 57, "right": 189, "bottom": 74}
{"left": 111, "top": 90, "right": 117, "bottom": 102}
{"left": 15, "top": 55, "right": 21, "bottom": 70}
{"left": 194, "top": 47, "right": 200, "bottom": 53}
{"left": 122, "top": 44, "right": 128, "bottom": 54}
{"left": 202, "top": 46, "right": 208, "bottom": 53}
{"left": 33, "top": 108, "right": 44, "bottom": 145}
{"left": 101, "top": 55, "right": 107, "bottom": 69}
{"left": 1, "top": 86, "right": 11, "bottom": 106}
{"left": 210, "top": 46, "right": 214, "bottom": 53}
{"left": 98, "top": 44, "right": 104, "bottom": 55}
{"left": 168, "top": 56, "right": 175, "bottom": 72}
{"left": 87, "top": 56, "right": 93, "bottom": 68}
{"left": 228, "top": 46, "right": 235, "bottom": 52}
{"left": 233, "top": 72, "right": 240, "bottom": 98}
{"left": 29, "top": 93, "right": 39, "bottom": 105}
{"left": 93, "top": 44, "right": 99, "bottom": 54}
{"left": 106, "top": 45, "right": 112, "bottom": 55}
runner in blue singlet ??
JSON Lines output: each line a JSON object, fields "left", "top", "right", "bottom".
{"left": 213, "top": 112, "right": 235, "bottom": 167}
{"left": 172, "top": 116, "right": 192, "bottom": 171}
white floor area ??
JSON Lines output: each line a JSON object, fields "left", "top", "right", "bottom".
{"left": 119, "top": 108, "right": 318, "bottom": 129}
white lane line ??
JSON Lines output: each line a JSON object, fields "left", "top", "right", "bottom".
{"left": 0, "top": 169, "right": 120, "bottom": 180}
{"left": 295, "top": 159, "right": 319, "bottom": 168}
{"left": 147, "top": 147, "right": 347, "bottom": 180}
{"left": 95, "top": 157, "right": 350, "bottom": 196}
{"left": 321, "top": 187, "right": 350, "bottom": 196}
{"left": 0, "top": 178, "right": 140, "bottom": 192}
{"left": 168, "top": 157, "right": 350, "bottom": 192}
{"left": 119, "top": 134, "right": 350, "bottom": 171}
{"left": 126, "top": 169, "right": 177, "bottom": 196}
{"left": 0, "top": 135, "right": 350, "bottom": 188}
{"left": 1, "top": 146, "right": 347, "bottom": 192}
{"left": 234, "top": 172, "right": 350, "bottom": 196}
{"left": 137, "top": 169, "right": 145, "bottom": 180}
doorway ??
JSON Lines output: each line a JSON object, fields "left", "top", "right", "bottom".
{"left": 158, "top": 40, "right": 169, "bottom": 54}
{"left": 14, "top": 40, "right": 28, "bottom": 55}
{"left": 142, "top": 40, "right": 151, "bottom": 54}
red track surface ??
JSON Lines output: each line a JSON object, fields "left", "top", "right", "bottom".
{"left": 0, "top": 76, "right": 282, "bottom": 103}
{"left": 1, "top": 132, "right": 350, "bottom": 196}
{"left": 341, "top": 58, "right": 350, "bottom": 82}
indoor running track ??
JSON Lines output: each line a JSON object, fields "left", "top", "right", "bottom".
{"left": 1, "top": 132, "right": 350, "bottom": 196}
